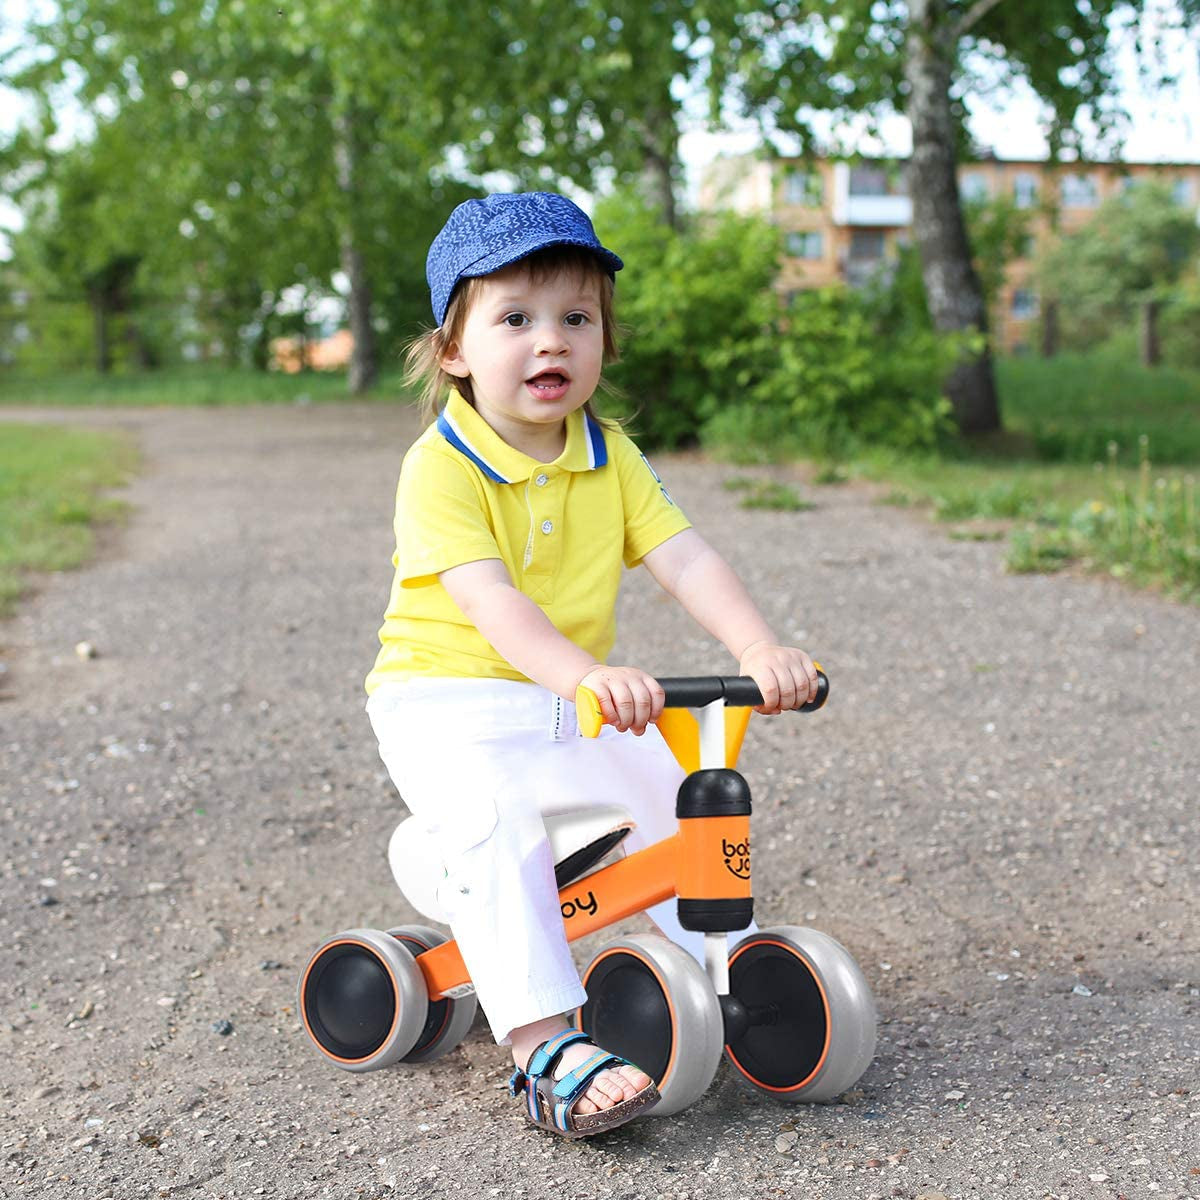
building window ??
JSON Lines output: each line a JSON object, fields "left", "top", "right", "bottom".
{"left": 848, "top": 166, "right": 891, "bottom": 197}
{"left": 1061, "top": 174, "right": 1099, "bottom": 208}
{"left": 1172, "top": 177, "right": 1194, "bottom": 206}
{"left": 1011, "top": 288, "right": 1038, "bottom": 319}
{"left": 849, "top": 230, "right": 885, "bottom": 260}
{"left": 783, "top": 170, "right": 823, "bottom": 207}
{"left": 1012, "top": 173, "right": 1038, "bottom": 209}
{"left": 786, "top": 230, "right": 824, "bottom": 260}
{"left": 960, "top": 171, "right": 989, "bottom": 202}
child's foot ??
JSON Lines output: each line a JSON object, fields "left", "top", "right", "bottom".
{"left": 548, "top": 1038, "right": 651, "bottom": 1115}
{"left": 509, "top": 1024, "right": 659, "bottom": 1136}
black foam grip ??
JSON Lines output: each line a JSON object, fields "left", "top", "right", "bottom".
{"left": 658, "top": 671, "right": 829, "bottom": 712}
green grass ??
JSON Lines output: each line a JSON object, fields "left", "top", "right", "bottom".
{"left": 723, "top": 475, "right": 814, "bottom": 511}
{"left": 781, "top": 350, "right": 1200, "bottom": 603}
{"left": 996, "top": 350, "right": 1200, "bottom": 465}
{"left": 0, "top": 423, "right": 138, "bottom": 614}
{"left": 0, "top": 366, "right": 410, "bottom": 407}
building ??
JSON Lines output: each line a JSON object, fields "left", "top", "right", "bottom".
{"left": 700, "top": 154, "right": 1200, "bottom": 353}
{"left": 270, "top": 327, "right": 354, "bottom": 373}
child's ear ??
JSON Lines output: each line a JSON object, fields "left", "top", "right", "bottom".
{"left": 440, "top": 342, "right": 471, "bottom": 378}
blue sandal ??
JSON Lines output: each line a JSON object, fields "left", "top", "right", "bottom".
{"left": 507, "top": 1028, "right": 660, "bottom": 1138}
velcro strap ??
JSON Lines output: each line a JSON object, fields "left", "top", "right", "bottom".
{"left": 525, "top": 1028, "right": 590, "bottom": 1079}
{"left": 551, "top": 1051, "right": 624, "bottom": 1104}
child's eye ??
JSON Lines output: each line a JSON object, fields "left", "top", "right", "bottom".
{"left": 564, "top": 312, "right": 590, "bottom": 327}
{"left": 503, "top": 313, "right": 529, "bottom": 328}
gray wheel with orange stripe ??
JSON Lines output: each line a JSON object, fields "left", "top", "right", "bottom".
{"left": 576, "top": 934, "right": 724, "bottom": 1117}
{"left": 385, "top": 926, "right": 478, "bottom": 1063}
{"left": 724, "top": 926, "right": 876, "bottom": 1103}
{"left": 298, "top": 928, "right": 428, "bottom": 1073}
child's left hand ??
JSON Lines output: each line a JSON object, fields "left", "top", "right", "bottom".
{"left": 738, "top": 642, "right": 821, "bottom": 714}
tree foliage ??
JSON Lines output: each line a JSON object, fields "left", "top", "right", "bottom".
{"left": 1039, "top": 180, "right": 1200, "bottom": 363}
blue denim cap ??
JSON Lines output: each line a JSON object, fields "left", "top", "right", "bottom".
{"left": 427, "top": 192, "right": 623, "bottom": 325}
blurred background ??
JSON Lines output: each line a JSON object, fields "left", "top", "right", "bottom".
{"left": 2, "top": 0, "right": 1199, "bottom": 602}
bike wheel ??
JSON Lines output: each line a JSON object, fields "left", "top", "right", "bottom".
{"left": 386, "top": 925, "right": 478, "bottom": 1063}
{"left": 577, "top": 934, "right": 723, "bottom": 1117}
{"left": 724, "top": 925, "right": 876, "bottom": 1103}
{"left": 298, "top": 928, "right": 428, "bottom": 1072}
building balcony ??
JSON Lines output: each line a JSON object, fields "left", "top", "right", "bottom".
{"left": 830, "top": 163, "right": 913, "bottom": 227}
{"left": 832, "top": 194, "right": 913, "bottom": 227}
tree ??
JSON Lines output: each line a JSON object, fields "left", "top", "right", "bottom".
{"left": 708, "top": 0, "right": 1200, "bottom": 434}
{"left": 1039, "top": 180, "right": 1200, "bottom": 365}
{"left": 6, "top": 110, "right": 178, "bottom": 372}
{"left": 4, "top": 1, "right": 735, "bottom": 386}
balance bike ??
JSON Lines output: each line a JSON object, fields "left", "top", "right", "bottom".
{"left": 297, "top": 672, "right": 877, "bottom": 1116}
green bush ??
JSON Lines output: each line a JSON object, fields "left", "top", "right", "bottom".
{"left": 705, "top": 288, "right": 957, "bottom": 460}
{"left": 597, "top": 192, "right": 781, "bottom": 448}
{"left": 598, "top": 192, "right": 956, "bottom": 456}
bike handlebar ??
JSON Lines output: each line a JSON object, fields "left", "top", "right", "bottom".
{"left": 575, "top": 668, "right": 829, "bottom": 739}
{"left": 655, "top": 670, "right": 829, "bottom": 713}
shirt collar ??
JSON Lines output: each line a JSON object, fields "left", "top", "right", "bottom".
{"left": 435, "top": 388, "right": 608, "bottom": 484}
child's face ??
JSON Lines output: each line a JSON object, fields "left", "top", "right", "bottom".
{"left": 440, "top": 264, "right": 604, "bottom": 452}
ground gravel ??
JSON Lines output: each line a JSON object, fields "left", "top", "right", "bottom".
{"left": 1, "top": 404, "right": 1197, "bottom": 1200}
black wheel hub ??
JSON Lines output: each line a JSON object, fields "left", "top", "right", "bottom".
{"left": 726, "top": 940, "right": 828, "bottom": 1089}
{"left": 579, "top": 952, "right": 674, "bottom": 1082}
{"left": 304, "top": 943, "right": 395, "bottom": 1060}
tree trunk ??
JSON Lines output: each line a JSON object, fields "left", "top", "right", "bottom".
{"left": 90, "top": 294, "right": 112, "bottom": 374}
{"left": 636, "top": 98, "right": 680, "bottom": 230}
{"left": 1139, "top": 298, "right": 1160, "bottom": 367}
{"left": 1040, "top": 299, "right": 1059, "bottom": 358}
{"left": 339, "top": 234, "right": 377, "bottom": 391}
{"left": 333, "top": 108, "right": 378, "bottom": 394}
{"left": 903, "top": 0, "right": 1001, "bottom": 434}
{"left": 126, "top": 321, "right": 156, "bottom": 369}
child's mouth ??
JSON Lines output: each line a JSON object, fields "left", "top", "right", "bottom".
{"left": 525, "top": 371, "right": 571, "bottom": 401}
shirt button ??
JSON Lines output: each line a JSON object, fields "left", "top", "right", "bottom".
{"left": 534, "top": 473, "right": 549, "bottom": 487}
{"left": 541, "top": 519, "right": 554, "bottom": 535}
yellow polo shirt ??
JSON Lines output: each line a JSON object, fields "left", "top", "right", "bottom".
{"left": 365, "top": 390, "right": 691, "bottom": 692}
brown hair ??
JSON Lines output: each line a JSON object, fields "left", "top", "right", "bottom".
{"left": 404, "top": 245, "right": 622, "bottom": 425}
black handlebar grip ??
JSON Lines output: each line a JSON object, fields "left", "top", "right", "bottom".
{"left": 799, "top": 670, "right": 830, "bottom": 712}
{"left": 658, "top": 670, "right": 829, "bottom": 712}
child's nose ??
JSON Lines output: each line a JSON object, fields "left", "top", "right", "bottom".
{"left": 535, "top": 326, "right": 569, "bottom": 355}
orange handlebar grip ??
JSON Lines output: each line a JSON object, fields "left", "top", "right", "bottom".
{"left": 575, "top": 685, "right": 604, "bottom": 738}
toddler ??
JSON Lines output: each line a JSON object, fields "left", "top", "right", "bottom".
{"left": 365, "top": 192, "right": 819, "bottom": 1137}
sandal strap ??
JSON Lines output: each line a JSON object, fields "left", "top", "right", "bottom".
{"left": 506, "top": 1028, "right": 592, "bottom": 1117}
{"left": 549, "top": 1050, "right": 625, "bottom": 1130}
{"left": 526, "top": 1028, "right": 590, "bottom": 1078}
{"left": 507, "top": 1030, "right": 636, "bottom": 1133}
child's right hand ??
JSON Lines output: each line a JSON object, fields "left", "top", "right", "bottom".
{"left": 577, "top": 665, "right": 665, "bottom": 736}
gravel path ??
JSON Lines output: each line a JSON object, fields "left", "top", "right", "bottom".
{"left": 1, "top": 404, "right": 1197, "bottom": 1200}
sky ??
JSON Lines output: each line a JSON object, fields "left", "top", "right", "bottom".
{"left": 2, "top": 0, "right": 1200, "bottom": 246}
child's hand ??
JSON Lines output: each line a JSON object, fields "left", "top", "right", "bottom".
{"left": 578, "top": 665, "right": 665, "bottom": 736}
{"left": 738, "top": 642, "right": 821, "bottom": 714}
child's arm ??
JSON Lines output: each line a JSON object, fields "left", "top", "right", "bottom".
{"left": 439, "top": 559, "right": 664, "bottom": 734}
{"left": 641, "top": 529, "right": 820, "bottom": 713}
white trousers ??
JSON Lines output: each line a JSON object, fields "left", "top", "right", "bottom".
{"left": 366, "top": 678, "right": 756, "bottom": 1044}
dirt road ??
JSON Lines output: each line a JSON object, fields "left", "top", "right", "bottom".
{"left": 2, "top": 404, "right": 1197, "bottom": 1200}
